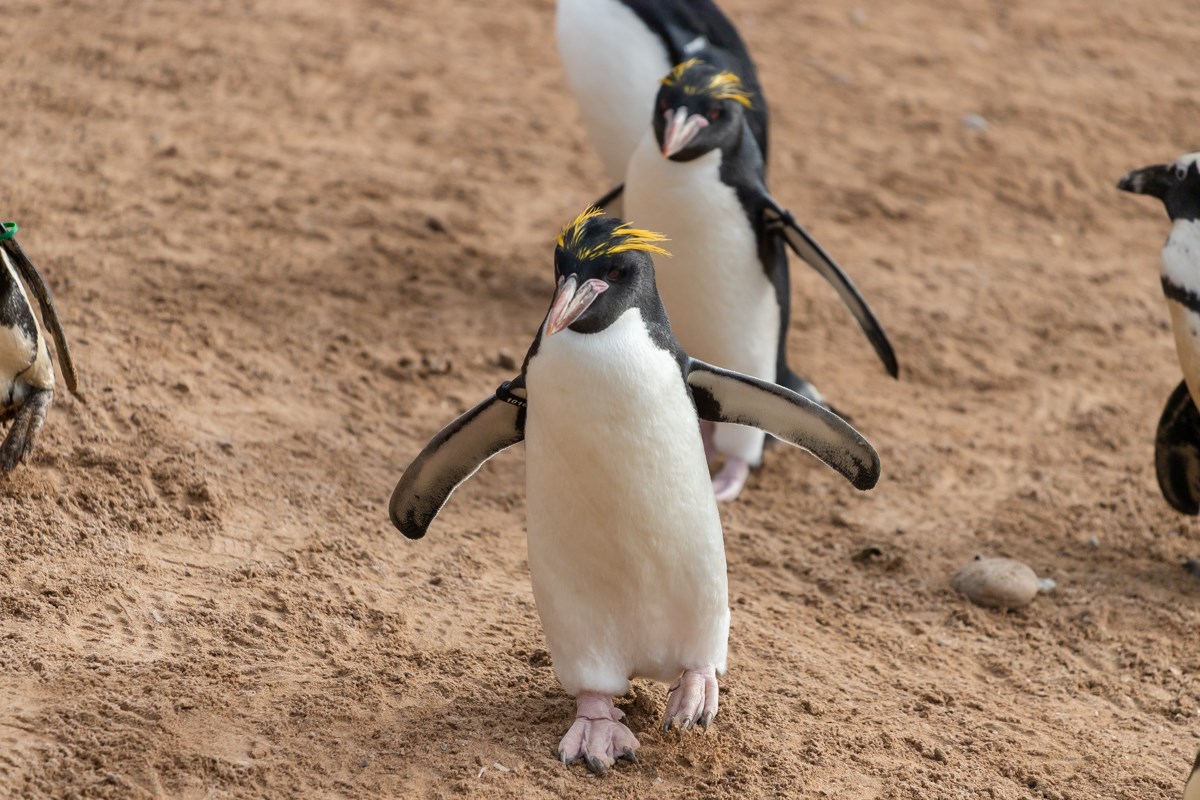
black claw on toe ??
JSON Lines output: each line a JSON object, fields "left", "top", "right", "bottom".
{"left": 621, "top": 747, "right": 638, "bottom": 763}
{"left": 558, "top": 750, "right": 575, "bottom": 766}
{"left": 698, "top": 712, "right": 713, "bottom": 730}
{"left": 585, "top": 756, "right": 608, "bottom": 774}
{"left": 662, "top": 719, "right": 673, "bottom": 733}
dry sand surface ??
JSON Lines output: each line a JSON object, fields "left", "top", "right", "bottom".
{"left": 1, "top": 0, "right": 1199, "bottom": 797}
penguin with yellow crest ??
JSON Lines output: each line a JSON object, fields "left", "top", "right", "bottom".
{"left": 625, "top": 59, "right": 898, "bottom": 501}
{"left": 389, "top": 209, "right": 879, "bottom": 772}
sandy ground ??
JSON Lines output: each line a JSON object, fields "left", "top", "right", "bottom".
{"left": 1, "top": 0, "right": 1198, "bottom": 797}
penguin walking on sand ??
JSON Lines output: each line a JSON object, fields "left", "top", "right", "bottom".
{"left": 389, "top": 209, "right": 880, "bottom": 772}
{"left": 623, "top": 59, "right": 898, "bottom": 501}
{"left": 0, "top": 223, "right": 78, "bottom": 471}
{"left": 1118, "top": 155, "right": 1200, "bottom": 529}
{"left": 555, "top": 0, "right": 765, "bottom": 214}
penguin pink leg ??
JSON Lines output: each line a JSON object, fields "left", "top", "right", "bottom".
{"left": 663, "top": 665, "right": 719, "bottom": 732}
{"left": 557, "top": 692, "right": 640, "bottom": 773}
{"left": 711, "top": 458, "right": 751, "bottom": 502}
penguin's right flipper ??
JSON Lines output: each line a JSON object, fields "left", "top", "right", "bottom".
{"left": 593, "top": 184, "right": 624, "bottom": 217}
{"left": 389, "top": 380, "right": 526, "bottom": 539}
{"left": 0, "top": 239, "right": 78, "bottom": 395}
{"left": 1154, "top": 381, "right": 1200, "bottom": 515}
{"left": 761, "top": 199, "right": 899, "bottom": 379}
{"left": 686, "top": 359, "right": 879, "bottom": 490}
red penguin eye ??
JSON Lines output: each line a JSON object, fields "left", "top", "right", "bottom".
{"left": 607, "top": 268, "right": 622, "bottom": 282}
{"left": 707, "top": 108, "right": 723, "bottom": 122}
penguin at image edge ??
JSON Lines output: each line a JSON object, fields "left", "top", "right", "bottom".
{"left": 0, "top": 224, "right": 79, "bottom": 471}
{"left": 388, "top": 208, "right": 879, "bottom": 773}
{"left": 1118, "top": 154, "right": 1200, "bottom": 530}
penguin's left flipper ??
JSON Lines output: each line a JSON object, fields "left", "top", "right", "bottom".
{"left": 761, "top": 198, "right": 899, "bottom": 379}
{"left": 686, "top": 359, "right": 879, "bottom": 490}
{"left": 1154, "top": 380, "right": 1200, "bottom": 515}
{"left": 0, "top": 239, "right": 78, "bottom": 395}
{"left": 389, "top": 379, "right": 526, "bottom": 539}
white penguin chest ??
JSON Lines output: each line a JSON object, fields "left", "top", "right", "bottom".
{"left": 556, "top": 0, "right": 672, "bottom": 183}
{"left": 624, "top": 139, "right": 780, "bottom": 378}
{"left": 523, "top": 309, "right": 724, "bottom": 567}
{"left": 522, "top": 309, "right": 729, "bottom": 689}
{"left": 1163, "top": 220, "right": 1200, "bottom": 403}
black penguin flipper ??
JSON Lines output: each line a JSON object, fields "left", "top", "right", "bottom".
{"left": 686, "top": 359, "right": 879, "bottom": 490}
{"left": 0, "top": 238, "right": 79, "bottom": 395}
{"left": 389, "top": 381, "right": 526, "bottom": 539}
{"left": 1154, "top": 381, "right": 1200, "bottom": 515}
{"left": 762, "top": 200, "right": 899, "bottom": 379}
{"left": 593, "top": 183, "right": 624, "bottom": 214}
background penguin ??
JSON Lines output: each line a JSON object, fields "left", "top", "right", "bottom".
{"left": 0, "top": 224, "right": 78, "bottom": 471}
{"left": 389, "top": 209, "right": 880, "bottom": 773}
{"left": 624, "top": 59, "right": 898, "bottom": 501}
{"left": 1118, "top": 155, "right": 1200, "bottom": 531}
{"left": 555, "top": 0, "right": 766, "bottom": 214}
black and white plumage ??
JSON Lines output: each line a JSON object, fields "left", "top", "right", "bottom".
{"left": 389, "top": 210, "right": 879, "bottom": 773}
{"left": 1118, "top": 154, "right": 1200, "bottom": 518}
{"left": 623, "top": 59, "right": 897, "bottom": 501}
{"left": 556, "top": 0, "right": 765, "bottom": 214}
{"left": 0, "top": 231, "right": 78, "bottom": 471}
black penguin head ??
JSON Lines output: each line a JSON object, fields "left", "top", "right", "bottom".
{"left": 545, "top": 208, "right": 670, "bottom": 336}
{"left": 652, "top": 59, "right": 753, "bottom": 162}
{"left": 1118, "top": 154, "right": 1200, "bottom": 221}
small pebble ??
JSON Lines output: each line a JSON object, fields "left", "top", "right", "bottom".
{"left": 961, "top": 113, "right": 988, "bottom": 132}
{"left": 951, "top": 556, "right": 1040, "bottom": 609}
{"left": 1087, "top": 536, "right": 1100, "bottom": 548}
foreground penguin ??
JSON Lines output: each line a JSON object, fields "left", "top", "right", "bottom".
{"left": 1118, "top": 155, "right": 1200, "bottom": 524}
{"left": 624, "top": 59, "right": 898, "bottom": 501}
{"left": 555, "top": 0, "right": 765, "bottom": 213}
{"left": 389, "top": 209, "right": 880, "bottom": 772}
{"left": 0, "top": 223, "right": 78, "bottom": 471}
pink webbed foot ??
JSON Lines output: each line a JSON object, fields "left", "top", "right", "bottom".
{"left": 711, "top": 457, "right": 750, "bottom": 502}
{"left": 663, "top": 665, "right": 719, "bottom": 732}
{"left": 558, "top": 692, "right": 640, "bottom": 774}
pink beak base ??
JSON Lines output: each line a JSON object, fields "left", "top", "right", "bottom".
{"left": 661, "top": 106, "right": 710, "bottom": 158}
{"left": 544, "top": 274, "right": 609, "bottom": 336}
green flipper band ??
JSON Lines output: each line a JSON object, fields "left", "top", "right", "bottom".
{"left": 0, "top": 222, "right": 17, "bottom": 241}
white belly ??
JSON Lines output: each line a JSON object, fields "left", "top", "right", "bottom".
{"left": 524, "top": 309, "right": 728, "bottom": 696}
{"left": 556, "top": 0, "right": 673, "bottom": 184}
{"left": 625, "top": 137, "right": 780, "bottom": 462}
{"left": 1164, "top": 221, "right": 1200, "bottom": 404}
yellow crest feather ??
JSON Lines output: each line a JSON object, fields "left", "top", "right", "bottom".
{"left": 556, "top": 207, "right": 671, "bottom": 261}
{"left": 660, "top": 58, "right": 753, "bottom": 108}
